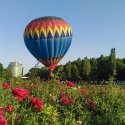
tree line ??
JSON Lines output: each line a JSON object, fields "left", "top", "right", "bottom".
{"left": 0, "top": 63, "right": 12, "bottom": 81}
{"left": 25, "top": 48, "right": 125, "bottom": 82}
{"left": 1, "top": 48, "right": 125, "bottom": 82}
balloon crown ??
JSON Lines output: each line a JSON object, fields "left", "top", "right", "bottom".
{"left": 24, "top": 16, "right": 72, "bottom": 40}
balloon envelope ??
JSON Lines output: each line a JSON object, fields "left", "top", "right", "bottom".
{"left": 24, "top": 16, "right": 72, "bottom": 71}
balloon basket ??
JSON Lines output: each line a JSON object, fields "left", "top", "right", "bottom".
{"left": 50, "top": 71, "right": 54, "bottom": 78}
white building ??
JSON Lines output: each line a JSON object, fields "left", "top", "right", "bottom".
{"left": 8, "top": 61, "right": 23, "bottom": 77}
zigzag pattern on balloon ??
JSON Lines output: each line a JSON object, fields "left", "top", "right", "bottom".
{"left": 24, "top": 19, "right": 72, "bottom": 39}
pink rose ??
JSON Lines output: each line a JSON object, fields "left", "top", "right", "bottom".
{"left": 12, "top": 88, "right": 29, "bottom": 101}
{"left": 86, "top": 98, "right": 91, "bottom": 104}
{"left": 0, "top": 107, "right": 3, "bottom": 116}
{"left": 0, "top": 116, "right": 8, "bottom": 125}
{"left": 31, "top": 97, "right": 43, "bottom": 111}
{"left": 5, "top": 106, "right": 14, "bottom": 113}
{"left": 81, "top": 89, "right": 87, "bottom": 95}
{"left": 61, "top": 96, "right": 69, "bottom": 105}
{"left": 71, "top": 98, "right": 76, "bottom": 103}
{"left": 67, "top": 81, "right": 74, "bottom": 87}
{"left": 60, "top": 92, "right": 66, "bottom": 97}
{"left": 3, "top": 83, "right": 10, "bottom": 89}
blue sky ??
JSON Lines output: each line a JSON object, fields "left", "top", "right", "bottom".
{"left": 0, "top": 0, "right": 125, "bottom": 74}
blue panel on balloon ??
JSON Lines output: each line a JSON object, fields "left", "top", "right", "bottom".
{"left": 29, "top": 34, "right": 33, "bottom": 40}
{"left": 24, "top": 38, "right": 41, "bottom": 59}
{"left": 61, "top": 38, "right": 67, "bottom": 56}
{"left": 40, "top": 32, "right": 46, "bottom": 39}
{"left": 61, "top": 30, "right": 65, "bottom": 37}
{"left": 58, "top": 38, "right": 64, "bottom": 57}
{"left": 34, "top": 32, "right": 39, "bottom": 40}
{"left": 47, "top": 31, "right": 53, "bottom": 39}
{"left": 47, "top": 39, "right": 54, "bottom": 58}
{"left": 39, "top": 39, "right": 49, "bottom": 58}
{"left": 54, "top": 31, "right": 60, "bottom": 38}
{"left": 54, "top": 38, "right": 61, "bottom": 57}
{"left": 66, "top": 31, "right": 69, "bottom": 37}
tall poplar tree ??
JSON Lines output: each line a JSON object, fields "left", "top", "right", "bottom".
{"left": 64, "top": 61, "right": 71, "bottom": 80}
{"left": 109, "top": 48, "right": 116, "bottom": 76}
{"left": 71, "top": 64, "right": 79, "bottom": 81}
{"left": 82, "top": 57, "right": 91, "bottom": 81}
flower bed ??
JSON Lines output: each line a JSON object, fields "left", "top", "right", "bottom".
{"left": 0, "top": 80, "right": 125, "bottom": 125}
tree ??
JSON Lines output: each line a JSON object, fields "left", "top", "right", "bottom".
{"left": 75, "top": 58, "right": 83, "bottom": 80}
{"left": 0, "top": 63, "right": 3, "bottom": 77}
{"left": 24, "top": 48, "right": 125, "bottom": 82}
{"left": 90, "top": 58, "right": 98, "bottom": 81}
{"left": 116, "top": 58, "right": 125, "bottom": 80}
{"left": 109, "top": 48, "right": 116, "bottom": 76}
{"left": 26, "top": 68, "right": 41, "bottom": 78}
{"left": 97, "top": 55, "right": 111, "bottom": 81}
{"left": 3, "top": 68, "right": 12, "bottom": 81}
{"left": 82, "top": 57, "right": 91, "bottom": 81}
{"left": 64, "top": 62, "right": 71, "bottom": 80}
{"left": 39, "top": 67, "right": 50, "bottom": 80}
{"left": 54, "top": 65, "right": 65, "bottom": 80}
{"left": 71, "top": 64, "right": 79, "bottom": 81}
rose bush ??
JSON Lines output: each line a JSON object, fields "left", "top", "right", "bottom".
{"left": 5, "top": 106, "right": 14, "bottom": 113}
{"left": 3, "top": 83, "right": 10, "bottom": 89}
{"left": 0, "top": 78, "right": 125, "bottom": 125}
{"left": 12, "top": 88, "right": 29, "bottom": 101}
{"left": 0, "top": 116, "right": 7, "bottom": 125}
{"left": 30, "top": 97, "right": 43, "bottom": 111}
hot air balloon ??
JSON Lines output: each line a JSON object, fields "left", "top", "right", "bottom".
{"left": 24, "top": 16, "right": 72, "bottom": 76}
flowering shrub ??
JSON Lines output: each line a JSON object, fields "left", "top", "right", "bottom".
{"left": 71, "top": 98, "right": 76, "bottom": 103}
{"left": 60, "top": 92, "right": 66, "bottom": 97}
{"left": 30, "top": 97, "right": 43, "bottom": 111}
{"left": 86, "top": 98, "right": 91, "bottom": 104}
{"left": 5, "top": 106, "right": 14, "bottom": 113}
{"left": 12, "top": 88, "right": 29, "bottom": 101}
{"left": 0, "top": 108, "right": 3, "bottom": 116}
{"left": 0, "top": 107, "right": 7, "bottom": 125}
{"left": 61, "top": 96, "right": 69, "bottom": 105}
{"left": 3, "top": 83, "right": 10, "bottom": 89}
{"left": 0, "top": 79, "right": 125, "bottom": 124}
{"left": 0, "top": 116, "right": 7, "bottom": 125}
{"left": 66, "top": 81, "right": 74, "bottom": 87}
{"left": 90, "top": 102, "right": 96, "bottom": 110}
{"left": 81, "top": 88, "right": 87, "bottom": 95}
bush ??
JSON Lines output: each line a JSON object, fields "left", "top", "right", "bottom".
{"left": 0, "top": 79, "right": 125, "bottom": 125}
